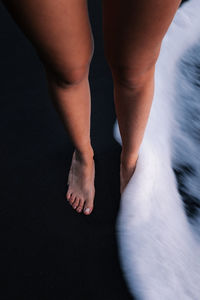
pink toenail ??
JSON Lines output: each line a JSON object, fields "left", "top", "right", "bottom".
{"left": 84, "top": 208, "right": 90, "bottom": 214}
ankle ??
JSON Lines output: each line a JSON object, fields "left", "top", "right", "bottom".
{"left": 74, "top": 146, "right": 94, "bottom": 164}
{"left": 120, "top": 149, "right": 139, "bottom": 168}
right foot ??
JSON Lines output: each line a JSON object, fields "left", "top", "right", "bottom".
{"left": 66, "top": 148, "right": 95, "bottom": 215}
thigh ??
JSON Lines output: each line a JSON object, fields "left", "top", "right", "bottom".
{"left": 2, "top": 0, "right": 94, "bottom": 71}
{"left": 102, "top": 0, "right": 181, "bottom": 71}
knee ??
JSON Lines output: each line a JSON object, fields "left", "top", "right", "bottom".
{"left": 39, "top": 50, "right": 93, "bottom": 88}
{"left": 108, "top": 51, "right": 159, "bottom": 90}
{"left": 54, "top": 64, "right": 90, "bottom": 88}
{"left": 45, "top": 62, "right": 91, "bottom": 88}
{"left": 110, "top": 61, "right": 156, "bottom": 90}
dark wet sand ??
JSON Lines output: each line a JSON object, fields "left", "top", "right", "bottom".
{"left": 0, "top": 1, "right": 133, "bottom": 299}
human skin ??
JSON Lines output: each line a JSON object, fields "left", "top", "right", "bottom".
{"left": 101, "top": 0, "right": 182, "bottom": 193}
{"left": 2, "top": 0, "right": 182, "bottom": 214}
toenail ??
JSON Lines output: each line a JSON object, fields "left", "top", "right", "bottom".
{"left": 84, "top": 208, "right": 90, "bottom": 214}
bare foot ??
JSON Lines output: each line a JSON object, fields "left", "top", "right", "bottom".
{"left": 120, "top": 153, "right": 139, "bottom": 195}
{"left": 66, "top": 148, "right": 95, "bottom": 215}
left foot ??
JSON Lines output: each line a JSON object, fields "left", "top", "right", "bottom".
{"left": 66, "top": 148, "right": 95, "bottom": 215}
{"left": 120, "top": 153, "right": 139, "bottom": 194}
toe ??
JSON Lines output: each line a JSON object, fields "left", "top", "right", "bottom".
{"left": 76, "top": 198, "right": 84, "bottom": 213}
{"left": 72, "top": 197, "right": 80, "bottom": 209}
{"left": 66, "top": 190, "right": 72, "bottom": 201}
{"left": 69, "top": 193, "right": 76, "bottom": 205}
{"left": 83, "top": 197, "right": 94, "bottom": 215}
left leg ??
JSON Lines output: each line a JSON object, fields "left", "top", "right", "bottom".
{"left": 102, "top": 0, "right": 181, "bottom": 193}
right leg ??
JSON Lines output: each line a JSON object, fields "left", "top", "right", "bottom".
{"left": 2, "top": 0, "right": 95, "bottom": 215}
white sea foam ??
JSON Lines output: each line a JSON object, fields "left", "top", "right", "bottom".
{"left": 114, "top": 1, "right": 200, "bottom": 299}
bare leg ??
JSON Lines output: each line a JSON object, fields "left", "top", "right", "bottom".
{"left": 3, "top": 0, "right": 95, "bottom": 214}
{"left": 102, "top": 0, "right": 182, "bottom": 194}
